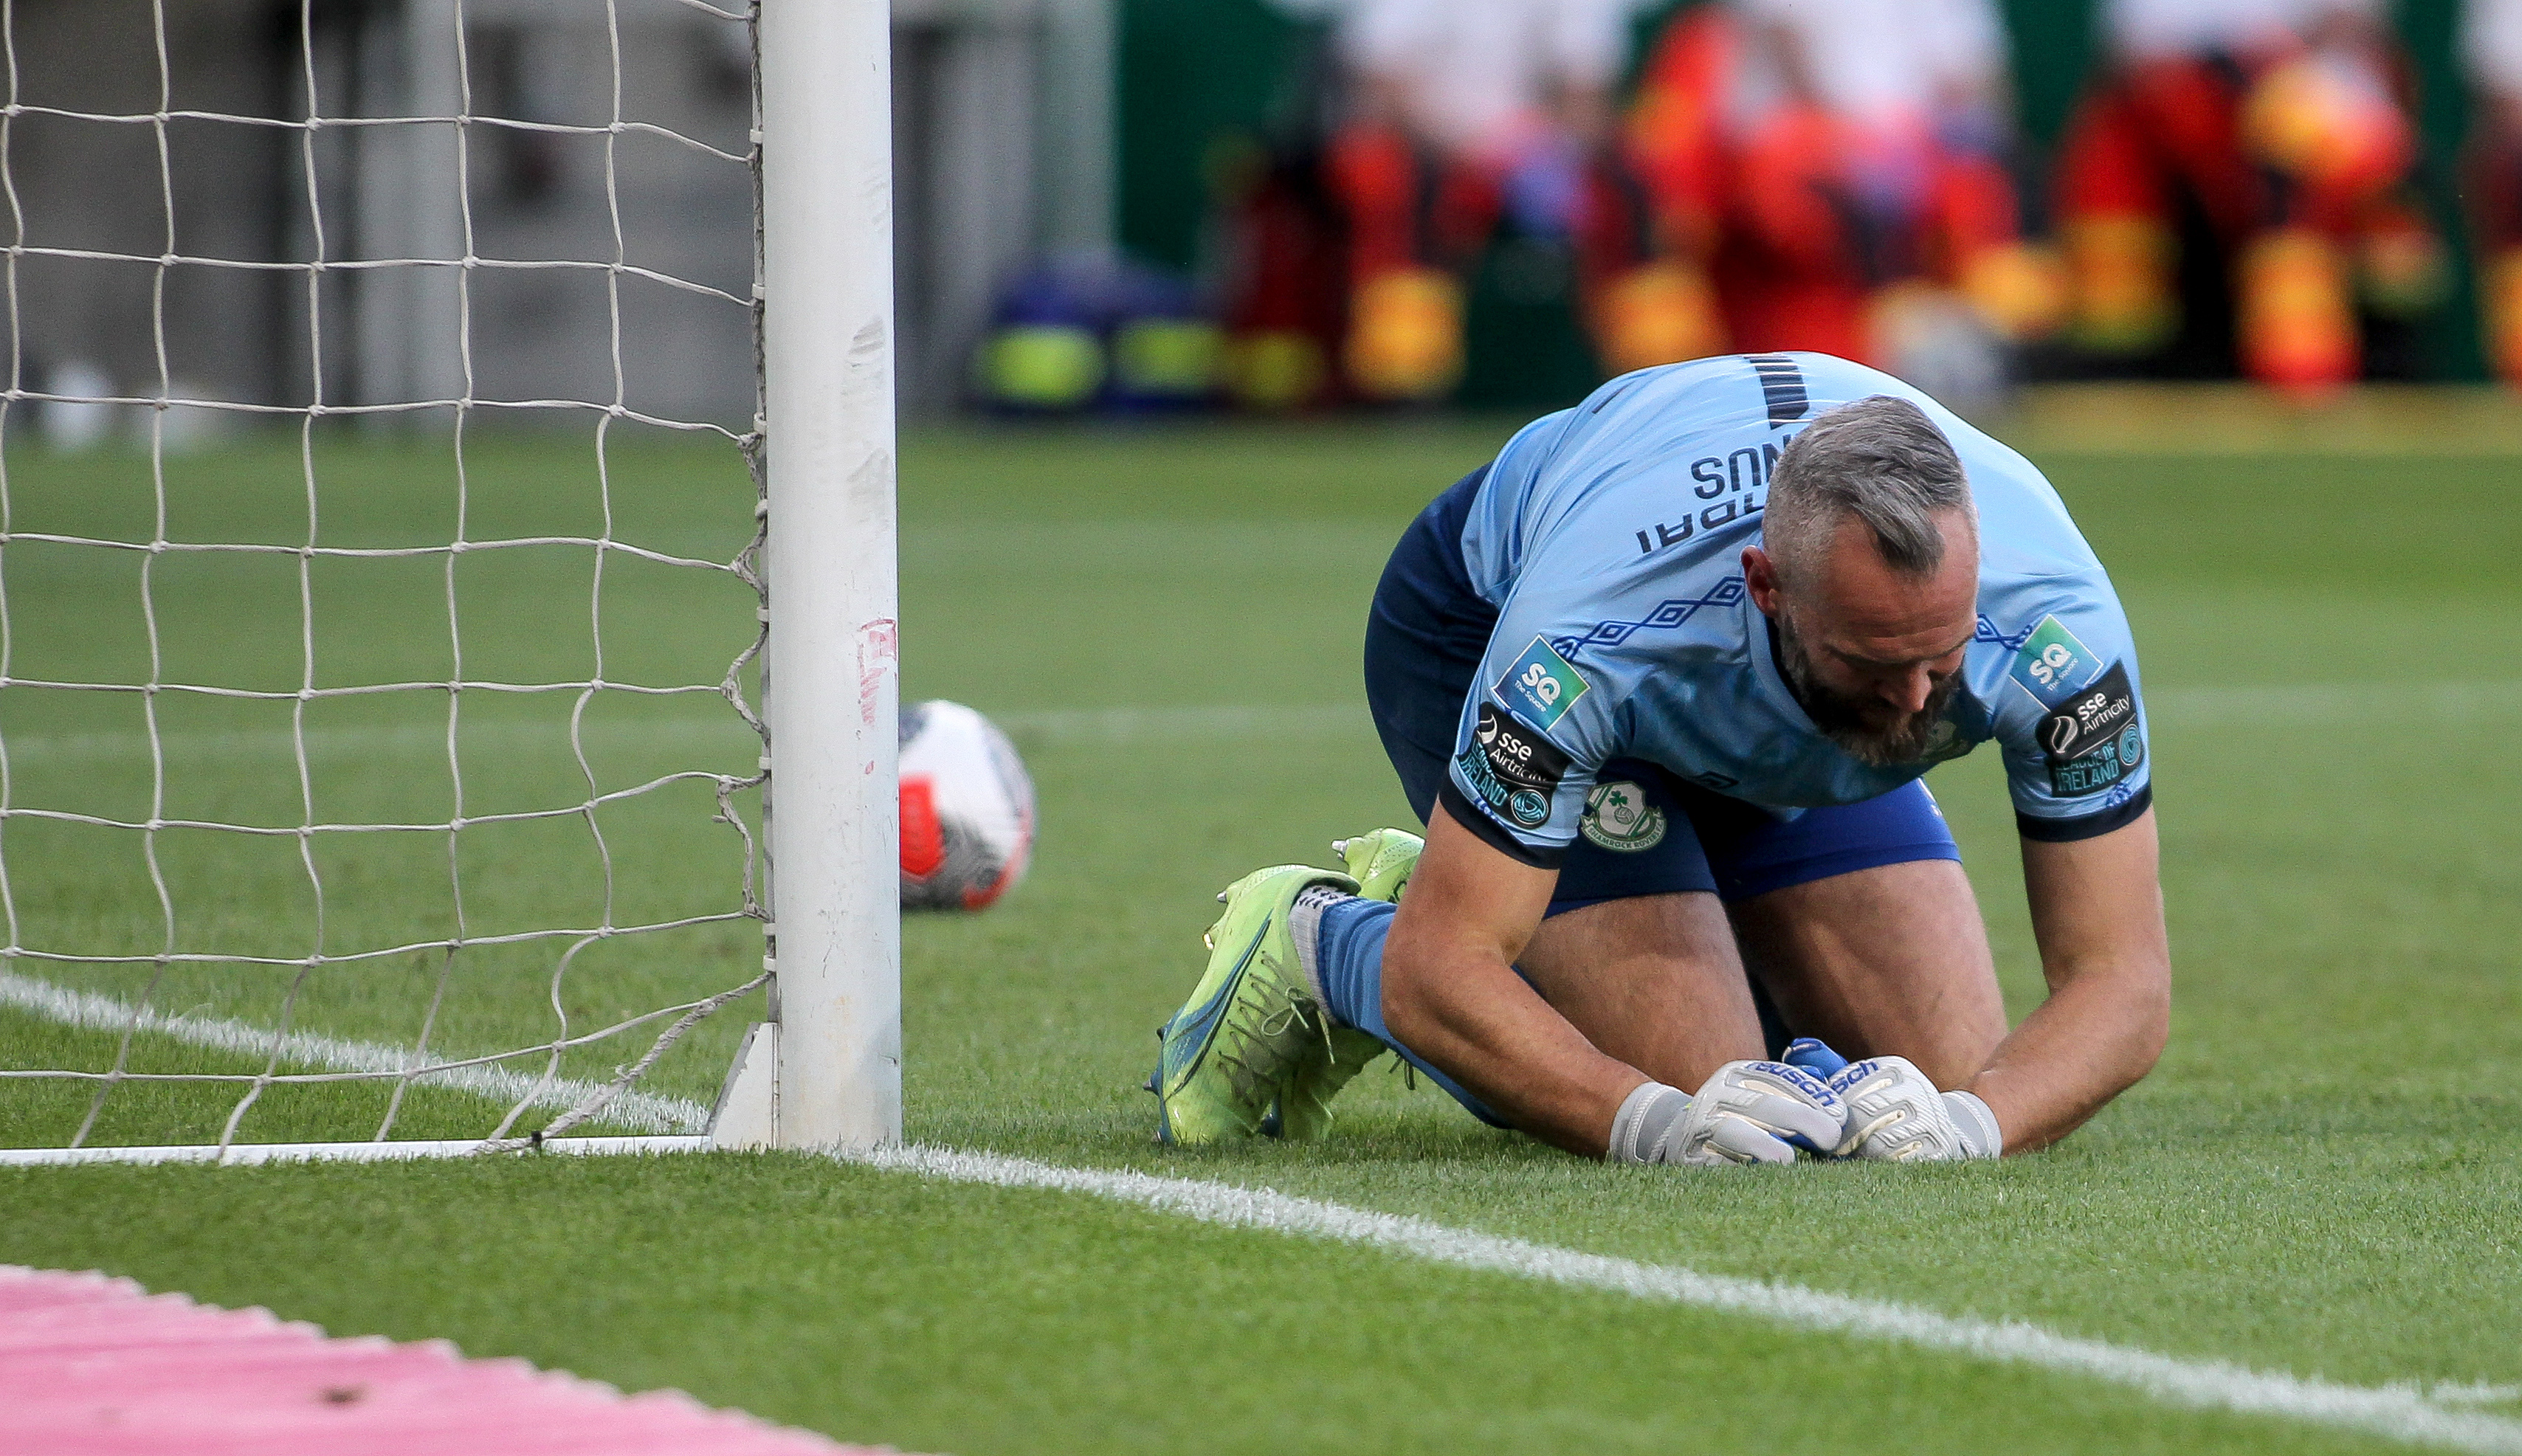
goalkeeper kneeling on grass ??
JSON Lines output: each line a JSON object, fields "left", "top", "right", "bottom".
{"left": 1148, "top": 355, "right": 2171, "bottom": 1165}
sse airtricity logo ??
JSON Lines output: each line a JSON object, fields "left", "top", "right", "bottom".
{"left": 1494, "top": 636, "right": 1590, "bottom": 730}
{"left": 1456, "top": 703, "right": 1568, "bottom": 831}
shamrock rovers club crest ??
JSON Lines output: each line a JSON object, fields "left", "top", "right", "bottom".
{"left": 1581, "top": 780, "right": 1666, "bottom": 852}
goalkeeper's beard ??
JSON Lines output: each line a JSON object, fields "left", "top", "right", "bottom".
{"left": 1774, "top": 610, "right": 1960, "bottom": 767}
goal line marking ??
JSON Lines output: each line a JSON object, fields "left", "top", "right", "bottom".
{"left": 0, "top": 972, "right": 712, "bottom": 1135}
{"left": 6, "top": 1122, "right": 2513, "bottom": 1453}
{"left": 0, "top": 979, "right": 2514, "bottom": 1456}
{"left": 848, "top": 1142, "right": 2522, "bottom": 1455}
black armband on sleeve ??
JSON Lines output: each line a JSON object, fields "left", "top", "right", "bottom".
{"left": 1437, "top": 779, "right": 1569, "bottom": 869}
{"left": 2016, "top": 783, "right": 2153, "bottom": 843}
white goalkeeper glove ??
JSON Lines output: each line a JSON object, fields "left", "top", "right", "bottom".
{"left": 1608, "top": 1061, "right": 1847, "bottom": 1167}
{"left": 1826, "top": 1056, "right": 2002, "bottom": 1162}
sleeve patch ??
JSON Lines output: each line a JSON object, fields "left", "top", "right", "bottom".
{"left": 2041, "top": 661, "right": 2143, "bottom": 797}
{"left": 2009, "top": 614, "right": 2103, "bottom": 708}
{"left": 1492, "top": 635, "right": 1590, "bottom": 729}
{"left": 1456, "top": 704, "right": 1568, "bottom": 829}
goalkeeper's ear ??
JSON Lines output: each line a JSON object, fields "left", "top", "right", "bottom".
{"left": 1781, "top": 1036, "right": 1850, "bottom": 1078}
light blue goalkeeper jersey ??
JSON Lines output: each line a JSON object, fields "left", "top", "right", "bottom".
{"left": 1444, "top": 351, "right": 2151, "bottom": 863}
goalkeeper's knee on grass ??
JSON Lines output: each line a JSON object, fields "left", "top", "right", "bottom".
{"left": 1244, "top": 835, "right": 2002, "bottom": 1162}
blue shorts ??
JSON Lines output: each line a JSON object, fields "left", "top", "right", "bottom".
{"left": 1364, "top": 467, "right": 1961, "bottom": 921}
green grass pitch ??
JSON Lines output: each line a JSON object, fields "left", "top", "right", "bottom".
{"left": 1, "top": 419, "right": 2518, "bottom": 1453}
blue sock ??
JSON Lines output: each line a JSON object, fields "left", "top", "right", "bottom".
{"left": 1314, "top": 897, "right": 1509, "bottom": 1128}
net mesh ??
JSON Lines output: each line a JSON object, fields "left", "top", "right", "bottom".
{"left": 0, "top": 0, "right": 768, "bottom": 1151}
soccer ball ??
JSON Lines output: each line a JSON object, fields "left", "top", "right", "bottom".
{"left": 898, "top": 700, "right": 1035, "bottom": 911}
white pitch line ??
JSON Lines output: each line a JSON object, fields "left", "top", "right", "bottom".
{"left": 847, "top": 1142, "right": 2522, "bottom": 1455}
{"left": 0, "top": 973, "right": 714, "bottom": 1135}
{"left": 7, "top": 1117, "right": 2514, "bottom": 1453}
{"left": 0, "top": 990, "right": 2513, "bottom": 1456}
{"left": 0, "top": 1134, "right": 713, "bottom": 1167}
{"left": 2428, "top": 1385, "right": 2522, "bottom": 1409}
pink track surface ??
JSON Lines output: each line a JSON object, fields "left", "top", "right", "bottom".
{"left": 1, "top": 1266, "right": 909, "bottom": 1456}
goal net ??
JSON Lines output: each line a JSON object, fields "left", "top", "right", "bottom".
{"left": 0, "top": 0, "right": 900, "bottom": 1162}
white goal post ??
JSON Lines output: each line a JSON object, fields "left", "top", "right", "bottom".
{"left": 0, "top": 0, "right": 899, "bottom": 1165}
{"left": 743, "top": 0, "right": 903, "bottom": 1152}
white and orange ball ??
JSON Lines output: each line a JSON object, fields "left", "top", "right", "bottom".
{"left": 898, "top": 700, "right": 1035, "bottom": 911}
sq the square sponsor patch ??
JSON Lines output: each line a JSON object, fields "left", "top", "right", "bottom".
{"left": 1494, "top": 635, "right": 1590, "bottom": 731}
{"left": 2008, "top": 615, "right": 2102, "bottom": 709}
{"left": 1455, "top": 703, "right": 1568, "bottom": 830}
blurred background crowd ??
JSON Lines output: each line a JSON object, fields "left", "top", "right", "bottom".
{"left": 980, "top": 0, "right": 2522, "bottom": 416}
{"left": 15, "top": 0, "right": 2522, "bottom": 435}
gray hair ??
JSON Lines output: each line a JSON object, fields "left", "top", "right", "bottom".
{"left": 1763, "top": 396, "right": 1974, "bottom": 586}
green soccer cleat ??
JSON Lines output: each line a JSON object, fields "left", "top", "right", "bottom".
{"left": 1148, "top": 863, "right": 1357, "bottom": 1145}
{"left": 1333, "top": 827, "right": 1422, "bottom": 903}
{"left": 1270, "top": 1018, "right": 1390, "bottom": 1141}
{"left": 1269, "top": 828, "right": 1427, "bottom": 1140}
